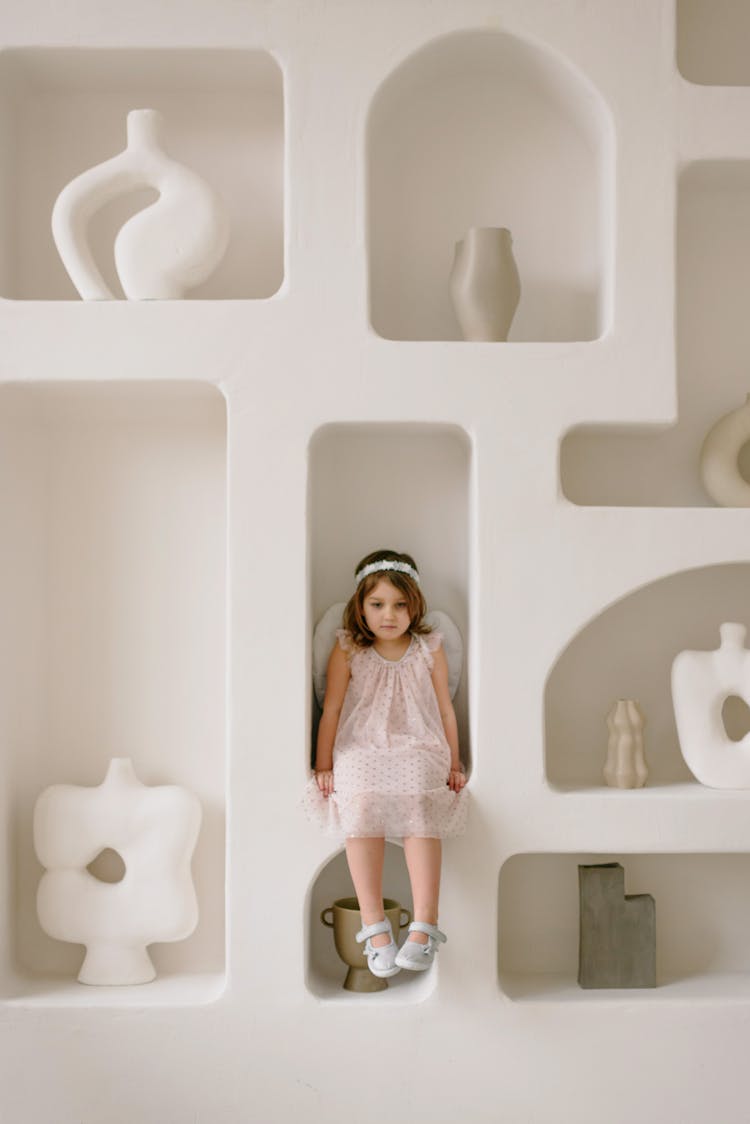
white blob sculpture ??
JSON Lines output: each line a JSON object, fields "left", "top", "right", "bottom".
{"left": 52, "top": 108, "right": 230, "bottom": 300}
{"left": 700, "top": 394, "right": 750, "bottom": 507}
{"left": 33, "top": 757, "right": 202, "bottom": 985}
{"left": 671, "top": 623, "right": 750, "bottom": 788}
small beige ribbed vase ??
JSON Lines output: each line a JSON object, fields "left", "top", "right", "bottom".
{"left": 603, "top": 699, "right": 648, "bottom": 789}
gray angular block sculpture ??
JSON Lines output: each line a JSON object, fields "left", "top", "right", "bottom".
{"left": 578, "top": 863, "right": 656, "bottom": 989}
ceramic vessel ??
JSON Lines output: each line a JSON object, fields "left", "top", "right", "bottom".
{"left": 603, "top": 699, "right": 648, "bottom": 788}
{"left": 700, "top": 394, "right": 750, "bottom": 506}
{"left": 52, "top": 108, "right": 230, "bottom": 300}
{"left": 672, "top": 623, "right": 750, "bottom": 788}
{"left": 320, "top": 897, "right": 411, "bottom": 992}
{"left": 33, "top": 757, "right": 202, "bottom": 984}
{"left": 449, "top": 226, "right": 521, "bottom": 341}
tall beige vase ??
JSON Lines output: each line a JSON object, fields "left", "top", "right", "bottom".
{"left": 603, "top": 699, "right": 648, "bottom": 789}
{"left": 449, "top": 226, "right": 521, "bottom": 341}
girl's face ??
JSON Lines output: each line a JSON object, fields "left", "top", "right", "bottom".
{"left": 362, "top": 579, "right": 411, "bottom": 641}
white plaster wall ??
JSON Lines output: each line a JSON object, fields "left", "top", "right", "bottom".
{"left": 2, "top": 1, "right": 750, "bottom": 1122}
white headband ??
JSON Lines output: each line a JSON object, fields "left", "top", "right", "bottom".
{"left": 355, "top": 560, "right": 420, "bottom": 586}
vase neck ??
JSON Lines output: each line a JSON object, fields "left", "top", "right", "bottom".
{"left": 719, "top": 622, "right": 747, "bottom": 650}
{"left": 103, "top": 757, "right": 140, "bottom": 787}
{"left": 126, "top": 109, "right": 165, "bottom": 151}
{"left": 464, "top": 226, "right": 511, "bottom": 245}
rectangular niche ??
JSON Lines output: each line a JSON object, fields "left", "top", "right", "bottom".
{"left": 0, "top": 48, "right": 284, "bottom": 299}
{"left": 545, "top": 563, "right": 750, "bottom": 791}
{"left": 308, "top": 423, "right": 473, "bottom": 770}
{"left": 499, "top": 852, "right": 750, "bottom": 1002}
{"left": 677, "top": 0, "right": 750, "bottom": 85}
{"left": 0, "top": 381, "right": 227, "bottom": 1006}
{"left": 561, "top": 160, "right": 750, "bottom": 506}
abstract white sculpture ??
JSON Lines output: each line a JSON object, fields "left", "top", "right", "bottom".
{"left": 671, "top": 623, "right": 750, "bottom": 788}
{"left": 52, "top": 108, "right": 230, "bottom": 300}
{"left": 33, "top": 757, "right": 202, "bottom": 985}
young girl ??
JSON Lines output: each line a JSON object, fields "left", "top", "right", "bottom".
{"left": 306, "top": 549, "right": 467, "bottom": 978}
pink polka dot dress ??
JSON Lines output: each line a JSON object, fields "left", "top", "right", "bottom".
{"left": 305, "top": 629, "right": 468, "bottom": 839}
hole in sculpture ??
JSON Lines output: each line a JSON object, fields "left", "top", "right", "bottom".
{"left": 86, "top": 848, "right": 127, "bottom": 884}
{"left": 722, "top": 696, "right": 750, "bottom": 743}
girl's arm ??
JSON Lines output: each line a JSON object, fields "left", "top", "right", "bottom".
{"left": 315, "top": 642, "right": 351, "bottom": 797}
{"left": 430, "top": 644, "right": 467, "bottom": 793}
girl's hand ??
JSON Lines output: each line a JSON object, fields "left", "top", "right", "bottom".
{"left": 448, "top": 767, "right": 466, "bottom": 792}
{"left": 315, "top": 769, "right": 334, "bottom": 798}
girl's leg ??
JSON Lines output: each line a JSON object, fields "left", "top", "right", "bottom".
{"left": 345, "top": 836, "right": 390, "bottom": 947}
{"left": 403, "top": 837, "right": 442, "bottom": 945}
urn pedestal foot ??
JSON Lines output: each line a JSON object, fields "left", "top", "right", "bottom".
{"left": 79, "top": 942, "right": 156, "bottom": 986}
{"left": 321, "top": 896, "right": 411, "bottom": 993}
{"left": 343, "top": 965, "right": 388, "bottom": 993}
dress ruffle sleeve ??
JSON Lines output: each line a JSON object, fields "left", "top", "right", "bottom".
{"left": 418, "top": 630, "right": 443, "bottom": 671}
{"left": 335, "top": 628, "right": 355, "bottom": 656}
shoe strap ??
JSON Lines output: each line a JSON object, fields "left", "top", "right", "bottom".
{"left": 408, "top": 922, "right": 446, "bottom": 943}
{"left": 355, "top": 918, "right": 393, "bottom": 944}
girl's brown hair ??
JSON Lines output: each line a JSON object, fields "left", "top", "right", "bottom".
{"left": 343, "top": 549, "right": 431, "bottom": 648}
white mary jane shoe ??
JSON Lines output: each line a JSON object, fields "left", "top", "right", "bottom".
{"left": 394, "top": 922, "right": 447, "bottom": 972}
{"left": 355, "top": 918, "right": 400, "bottom": 979}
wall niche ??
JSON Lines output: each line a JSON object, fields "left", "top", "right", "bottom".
{"left": 367, "top": 29, "right": 613, "bottom": 342}
{"left": 0, "top": 381, "right": 227, "bottom": 1005}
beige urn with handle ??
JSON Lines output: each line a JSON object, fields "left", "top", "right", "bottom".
{"left": 320, "top": 897, "right": 412, "bottom": 992}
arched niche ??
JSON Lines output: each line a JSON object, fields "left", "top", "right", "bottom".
{"left": 367, "top": 29, "right": 613, "bottom": 342}
{"left": 544, "top": 562, "right": 750, "bottom": 789}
